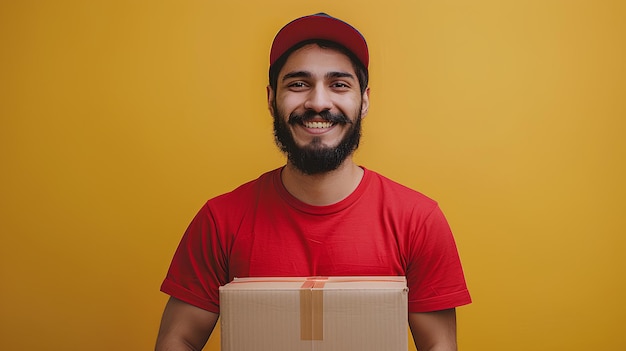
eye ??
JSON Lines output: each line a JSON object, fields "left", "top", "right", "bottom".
{"left": 287, "top": 81, "right": 306, "bottom": 88}
{"left": 331, "top": 82, "right": 351, "bottom": 90}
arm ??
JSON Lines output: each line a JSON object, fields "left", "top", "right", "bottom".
{"left": 155, "top": 297, "right": 219, "bottom": 351}
{"left": 409, "top": 308, "right": 457, "bottom": 351}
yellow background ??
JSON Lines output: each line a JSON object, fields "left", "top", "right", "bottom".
{"left": 1, "top": 0, "right": 624, "bottom": 350}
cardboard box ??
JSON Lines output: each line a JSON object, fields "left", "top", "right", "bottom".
{"left": 219, "top": 276, "right": 408, "bottom": 351}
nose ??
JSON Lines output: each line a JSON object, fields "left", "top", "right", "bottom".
{"left": 303, "top": 85, "right": 333, "bottom": 113}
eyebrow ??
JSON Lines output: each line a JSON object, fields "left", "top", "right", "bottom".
{"left": 281, "top": 70, "right": 356, "bottom": 82}
{"left": 282, "top": 71, "right": 311, "bottom": 81}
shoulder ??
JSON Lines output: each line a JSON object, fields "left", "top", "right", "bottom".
{"left": 206, "top": 168, "right": 279, "bottom": 209}
{"left": 188, "top": 168, "right": 280, "bottom": 229}
{"left": 364, "top": 168, "right": 439, "bottom": 209}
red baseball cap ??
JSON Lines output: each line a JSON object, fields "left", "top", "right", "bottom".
{"left": 269, "top": 13, "right": 369, "bottom": 68}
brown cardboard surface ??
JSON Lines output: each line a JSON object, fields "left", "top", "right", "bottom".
{"left": 219, "top": 276, "right": 408, "bottom": 351}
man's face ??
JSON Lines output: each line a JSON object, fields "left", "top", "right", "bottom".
{"left": 268, "top": 44, "right": 370, "bottom": 175}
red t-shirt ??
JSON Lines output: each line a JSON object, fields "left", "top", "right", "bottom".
{"left": 161, "top": 167, "right": 471, "bottom": 313}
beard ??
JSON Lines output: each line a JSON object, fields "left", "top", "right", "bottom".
{"left": 272, "top": 104, "right": 362, "bottom": 175}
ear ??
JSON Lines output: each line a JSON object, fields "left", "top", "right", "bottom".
{"left": 267, "top": 85, "right": 275, "bottom": 116}
{"left": 360, "top": 87, "right": 370, "bottom": 118}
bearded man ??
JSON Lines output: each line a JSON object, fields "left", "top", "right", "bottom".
{"left": 156, "top": 13, "right": 471, "bottom": 351}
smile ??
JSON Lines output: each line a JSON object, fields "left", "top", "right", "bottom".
{"left": 303, "top": 120, "right": 334, "bottom": 129}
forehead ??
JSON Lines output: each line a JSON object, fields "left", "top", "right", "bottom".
{"left": 279, "top": 44, "right": 357, "bottom": 77}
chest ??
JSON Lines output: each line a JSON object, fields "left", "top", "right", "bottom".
{"left": 227, "top": 208, "right": 407, "bottom": 278}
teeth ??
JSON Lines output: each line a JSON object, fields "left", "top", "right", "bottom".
{"left": 303, "top": 121, "right": 333, "bottom": 129}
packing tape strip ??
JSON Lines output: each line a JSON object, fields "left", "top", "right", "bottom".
{"left": 300, "top": 279, "right": 326, "bottom": 340}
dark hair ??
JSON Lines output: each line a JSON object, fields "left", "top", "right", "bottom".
{"left": 269, "top": 39, "right": 369, "bottom": 94}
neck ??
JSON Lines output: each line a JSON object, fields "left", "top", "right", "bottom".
{"left": 281, "top": 159, "right": 364, "bottom": 206}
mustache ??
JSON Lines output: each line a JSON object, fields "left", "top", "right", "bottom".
{"left": 288, "top": 110, "right": 352, "bottom": 125}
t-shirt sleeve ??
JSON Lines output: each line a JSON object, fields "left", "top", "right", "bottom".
{"left": 406, "top": 205, "right": 471, "bottom": 312}
{"left": 160, "top": 203, "right": 227, "bottom": 314}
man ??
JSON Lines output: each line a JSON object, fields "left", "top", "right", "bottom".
{"left": 156, "top": 13, "right": 471, "bottom": 351}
